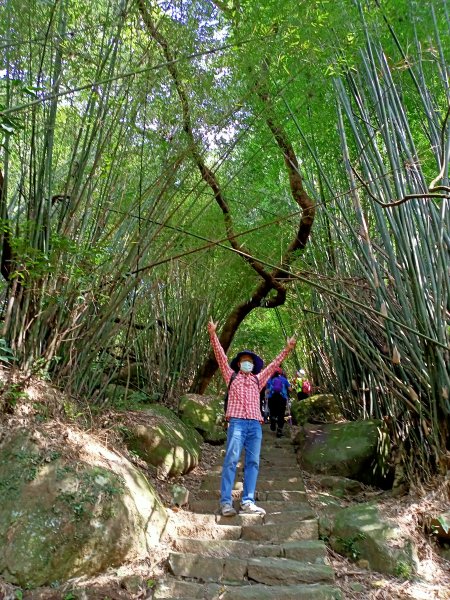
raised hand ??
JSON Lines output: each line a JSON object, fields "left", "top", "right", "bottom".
{"left": 286, "top": 336, "right": 297, "bottom": 349}
{"left": 208, "top": 317, "right": 218, "bottom": 334}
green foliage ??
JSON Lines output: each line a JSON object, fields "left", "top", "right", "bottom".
{"left": 394, "top": 561, "right": 412, "bottom": 580}
{"left": 0, "top": 0, "right": 447, "bottom": 486}
{"left": 336, "top": 532, "right": 366, "bottom": 560}
{"left": 436, "top": 515, "right": 450, "bottom": 535}
{"left": 0, "top": 338, "right": 15, "bottom": 364}
{"left": 0, "top": 383, "right": 29, "bottom": 411}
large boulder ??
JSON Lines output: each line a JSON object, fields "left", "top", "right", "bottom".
{"left": 178, "top": 393, "right": 226, "bottom": 444}
{"left": 290, "top": 394, "right": 343, "bottom": 426}
{"left": 328, "top": 503, "right": 418, "bottom": 577}
{"left": 294, "top": 420, "right": 389, "bottom": 486}
{"left": 0, "top": 425, "right": 167, "bottom": 588}
{"left": 122, "top": 404, "right": 203, "bottom": 478}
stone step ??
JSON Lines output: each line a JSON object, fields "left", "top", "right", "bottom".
{"left": 188, "top": 498, "right": 312, "bottom": 515}
{"left": 170, "top": 516, "right": 318, "bottom": 542}
{"left": 209, "top": 454, "right": 300, "bottom": 473}
{"left": 261, "top": 435, "right": 295, "bottom": 441}
{"left": 192, "top": 489, "right": 308, "bottom": 502}
{"left": 169, "top": 510, "right": 263, "bottom": 528}
{"left": 263, "top": 506, "right": 315, "bottom": 523}
{"left": 154, "top": 577, "right": 343, "bottom": 599}
{"left": 170, "top": 504, "right": 314, "bottom": 526}
{"left": 200, "top": 475, "right": 305, "bottom": 492}
{"left": 259, "top": 458, "right": 300, "bottom": 468}
{"left": 258, "top": 461, "right": 300, "bottom": 470}
{"left": 241, "top": 519, "right": 318, "bottom": 542}
{"left": 172, "top": 538, "right": 329, "bottom": 564}
{"left": 166, "top": 522, "right": 242, "bottom": 541}
{"left": 168, "top": 552, "right": 335, "bottom": 585}
{"left": 260, "top": 441, "right": 296, "bottom": 448}
{"left": 209, "top": 464, "right": 300, "bottom": 476}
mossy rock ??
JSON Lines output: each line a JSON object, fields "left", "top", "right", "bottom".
{"left": 122, "top": 404, "right": 203, "bottom": 477}
{"left": 315, "top": 475, "right": 366, "bottom": 498}
{"left": 329, "top": 503, "right": 418, "bottom": 577}
{"left": 290, "top": 394, "right": 343, "bottom": 426}
{"left": 178, "top": 393, "right": 226, "bottom": 444}
{"left": 294, "top": 420, "right": 388, "bottom": 486}
{"left": 0, "top": 426, "right": 167, "bottom": 588}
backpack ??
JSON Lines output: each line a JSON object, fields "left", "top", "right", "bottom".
{"left": 302, "top": 379, "right": 311, "bottom": 394}
{"left": 271, "top": 376, "right": 285, "bottom": 395}
{"left": 223, "top": 373, "right": 237, "bottom": 414}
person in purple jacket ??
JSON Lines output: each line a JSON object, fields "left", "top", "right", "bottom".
{"left": 266, "top": 367, "right": 292, "bottom": 438}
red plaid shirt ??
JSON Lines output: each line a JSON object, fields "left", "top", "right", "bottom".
{"left": 209, "top": 331, "right": 292, "bottom": 422}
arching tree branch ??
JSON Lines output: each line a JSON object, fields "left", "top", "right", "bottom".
{"left": 138, "top": 2, "right": 316, "bottom": 393}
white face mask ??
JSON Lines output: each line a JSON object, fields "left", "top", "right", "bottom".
{"left": 240, "top": 360, "right": 254, "bottom": 373}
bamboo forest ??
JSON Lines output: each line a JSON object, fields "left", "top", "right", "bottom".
{"left": 0, "top": 0, "right": 449, "bottom": 598}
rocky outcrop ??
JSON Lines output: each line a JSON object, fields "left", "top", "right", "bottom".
{"left": 294, "top": 420, "right": 390, "bottom": 486}
{"left": 178, "top": 393, "right": 226, "bottom": 444}
{"left": 291, "top": 394, "right": 343, "bottom": 426}
{"left": 327, "top": 503, "right": 419, "bottom": 577}
{"left": 0, "top": 426, "right": 167, "bottom": 588}
{"left": 122, "top": 404, "right": 203, "bottom": 477}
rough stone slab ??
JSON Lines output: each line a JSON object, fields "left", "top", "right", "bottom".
{"left": 263, "top": 505, "right": 315, "bottom": 523}
{"left": 169, "top": 552, "right": 223, "bottom": 581}
{"left": 194, "top": 488, "right": 306, "bottom": 502}
{"left": 174, "top": 523, "right": 242, "bottom": 540}
{"left": 168, "top": 552, "right": 334, "bottom": 586}
{"left": 223, "top": 556, "right": 248, "bottom": 582}
{"left": 265, "top": 490, "right": 307, "bottom": 501}
{"left": 208, "top": 466, "right": 301, "bottom": 477}
{"left": 219, "top": 583, "right": 343, "bottom": 600}
{"left": 173, "top": 538, "right": 328, "bottom": 565}
{"left": 246, "top": 556, "right": 335, "bottom": 585}
{"left": 169, "top": 510, "right": 262, "bottom": 527}
{"left": 261, "top": 436, "right": 294, "bottom": 445}
{"left": 191, "top": 489, "right": 242, "bottom": 501}
{"left": 241, "top": 519, "right": 318, "bottom": 542}
{"left": 216, "top": 513, "right": 264, "bottom": 526}
{"left": 200, "top": 475, "right": 306, "bottom": 493}
{"left": 173, "top": 538, "right": 260, "bottom": 559}
{"left": 282, "top": 540, "right": 329, "bottom": 563}
{"left": 260, "top": 449, "right": 297, "bottom": 457}
{"left": 153, "top": 577, "right": 221, "bottom": 599}
{"left": 154, "top": 578, "right": 342, "bottom": 600}
{"left": 259, "top": 463, "right": 300, "bottom": 472}
{"left": 208, "top": 457, "right": 299, "bottom": 471}
{"left": 200, "top": 476, "right": 243, "bottom": 491}
{"left": 258, "top": 478, "right": 306, "bottom": 491}
{"left": 188, "top": 498, "right": 310, "bottom": 514}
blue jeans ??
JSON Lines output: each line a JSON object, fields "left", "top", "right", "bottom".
{"left": 220, "top": 418, "right": 262, "bottom": 506}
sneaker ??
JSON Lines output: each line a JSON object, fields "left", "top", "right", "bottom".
{"left": 220, "top": 503, "right": 237, "bottom": 517}
{"left": 276, "top": 429, "right": 283, "bottom": 438}
{"left": 240, "top": 502, "right": 266, "bottom": 515}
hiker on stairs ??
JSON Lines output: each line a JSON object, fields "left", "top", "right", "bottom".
{"left": 267, "top": 367, "right": 292, "bottom": 438}
{"left": 207, "top": 318, "right": 296, "bottom": 517}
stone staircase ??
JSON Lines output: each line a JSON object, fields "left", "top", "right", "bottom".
{"left": 154, "top": 428, "right": 342, "bottom": 599}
